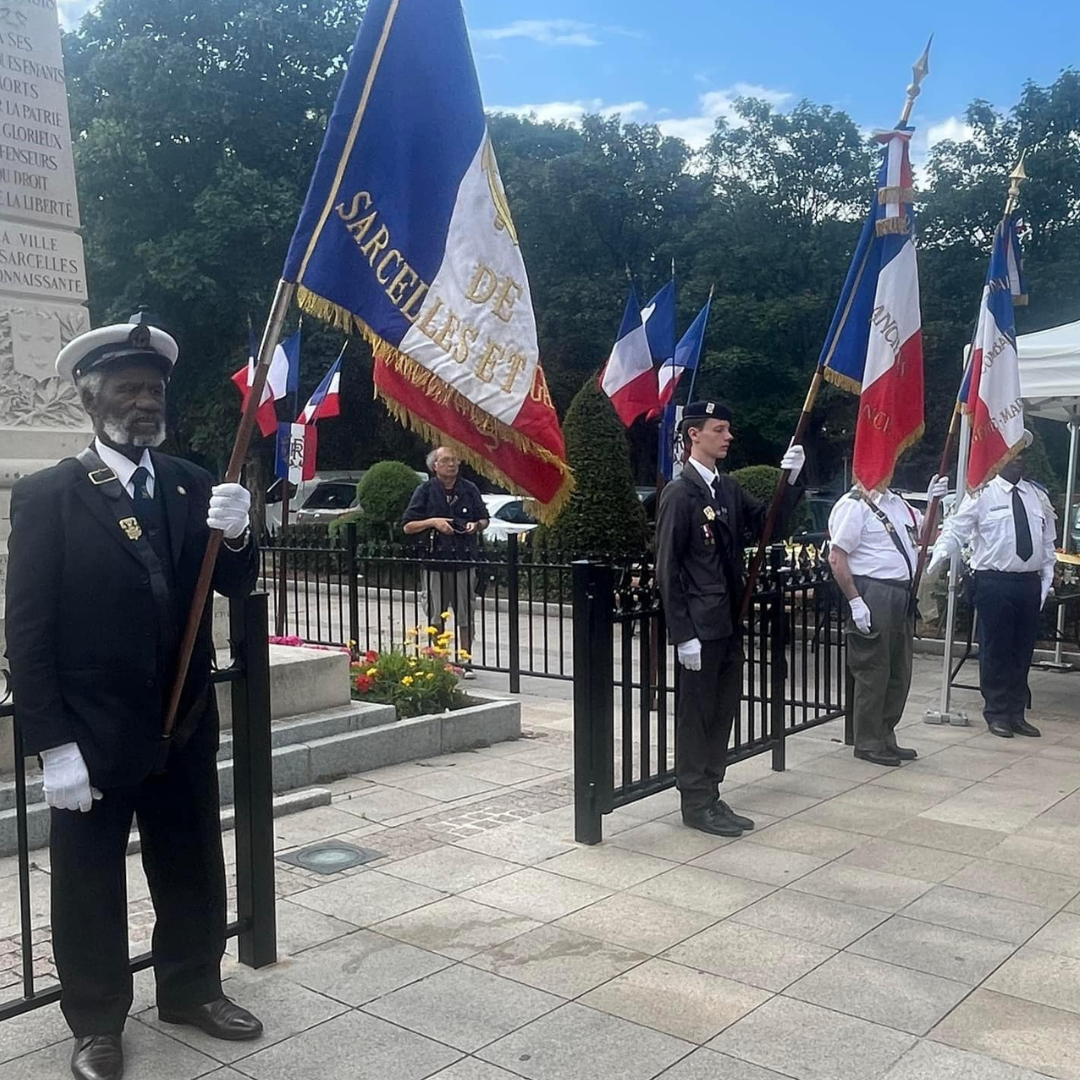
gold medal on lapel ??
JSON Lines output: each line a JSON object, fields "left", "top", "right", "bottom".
{"left": 703, "top": 506, "right": 716, "bottom": 521}
{"left": 119, "top": 517, "right": 143, "bottom": 541}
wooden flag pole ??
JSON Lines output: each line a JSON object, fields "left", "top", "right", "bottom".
{"left": 163, "top": 278, "right": 297, "bottom": 738}
{"left": 736, "top": 37, "right": 932, "bottom": 625}
{"left": 910, "top": 153, "right": 1027, "bottom": 597}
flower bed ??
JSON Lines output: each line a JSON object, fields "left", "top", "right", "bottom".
{"left": 352, "top": 621, "right": 472, "bottom": 719}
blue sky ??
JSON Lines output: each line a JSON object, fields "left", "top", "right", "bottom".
{"left": 60, "top": 0, "right": 1078, "bottom": 162}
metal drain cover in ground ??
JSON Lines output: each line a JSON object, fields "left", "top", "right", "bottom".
{"left": 278, "top": 842, "right": 384, "bottom": 874}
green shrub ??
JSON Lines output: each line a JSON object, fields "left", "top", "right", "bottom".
{"left": 327, "top": 508, "right": 364, "bottom": 542}
{"left": 536, "top": 378, "right": 648, "bottom": 559}
{"left": 729, "top": 464, "right": 808, "bottom": 536}
{"left": 354, "top": 460, "right": 425, "bottom": 543}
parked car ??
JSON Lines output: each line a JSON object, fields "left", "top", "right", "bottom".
{"left": 292, "top": 475, "right": 366, "bottom": 525}
{"left": 265, "top": 472, "right": 360, "bottom": 533}
{"left": 482, "top": 493, "right": 539, "bottom": 541}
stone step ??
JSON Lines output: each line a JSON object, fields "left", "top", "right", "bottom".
{"left": 217, "top": 701, "right": 396, "bottom": 761}
{"left": 0, "top": 786, "right": 333, "bottom": 859}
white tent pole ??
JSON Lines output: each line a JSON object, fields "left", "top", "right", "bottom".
{"left": 1053, "top": 418, "right": 1079, "bottom": 666}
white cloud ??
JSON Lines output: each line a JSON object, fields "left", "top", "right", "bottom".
{"left": 474, "top": 19, "right": 601, "bottom": 47}
{"left": 657, "top": 83, "right": 794, "bottom": 149}
{"left": 57, "top": 0, "right": 95, "bottom": 29}
{"left": 927, "top": 116, "right": 974, "bottom": 148}
{"left": 487, "top": 99, "right": 648, "bottom": 126}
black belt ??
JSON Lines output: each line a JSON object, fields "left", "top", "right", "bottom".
{"left": 974, "top": 570, "right": 1040, "bottom": 580}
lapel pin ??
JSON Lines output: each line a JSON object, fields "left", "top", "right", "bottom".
{"left": 177, "top": 485, "right": 186, "bottom": 495}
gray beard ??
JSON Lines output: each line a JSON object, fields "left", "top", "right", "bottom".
{"left": 102, "top": 418, "right": 166, "bottom": 448}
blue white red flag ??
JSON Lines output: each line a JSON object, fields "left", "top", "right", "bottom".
{"left": 275, "top": 422, "right": 318, "bottom": 484}
{"left": 658, "top": 292, "right": 712, "bottom": 413}
{"left": 280, "top": 0, "right": 570, "bottom": 519}
{"left": 820, "top": 129, "right": 924, "bottom": 491}
{"left": 599, "top": 287, "right": 658, "bottom": 426}
{"left": 231, "top": 329, "right": 302, "bottom": 438}
{"left": 643, "top": 277, "right": 677, "bottom": 420}
{"left": 958, "top": 215, "right": 1027, "bottom": 491}
{"left": 658, "top": 404, "right": 685, "bottom": 482}
{"left": 298, "top": 348, "right": 344, "bottom": 424}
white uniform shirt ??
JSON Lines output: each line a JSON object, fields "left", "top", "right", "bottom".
{"left": 94, "top": 438, "right": 154, "bottom": 499}
{"left": 934, "top": 477, "right": 1056, "bottom": 585}
{"left": 686, "top": 456, "right": 719, "bottom": 492}
{"left": 827, "top": 489, "right": 923, "bottom": 581}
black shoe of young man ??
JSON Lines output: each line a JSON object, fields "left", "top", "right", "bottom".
{"left": 682, "top": 806, "right": 743, "bottom": 837}
{"left": 1011, "top": 720, "right": 1041, "bottom": 737}
{"left": 158, "top": 997, "right": 263, "bottom": 1041}
{"left": 853, "top": 749, "right": 902, "bottom": 766}
{"left": 987, "top": 720, "right": 1014, "bottom": 738}
{"left": 716, "top": 800, "right": 755, "bottom": 831}
{"left": 71, "top": 1034, "right": 123, "bottom": 1080}
{"left": 887, "top": 746, "right": 919, "bottom": 761}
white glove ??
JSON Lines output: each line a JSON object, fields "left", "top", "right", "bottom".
{"left": 926, "top": 474, "right": 949, "bottom": 502}
{"left": 849, "top": 597, "right": 872, "bottom": 634}
{"left": 677, "top": 638, "right": 703, "bottom": 671}
{"left": 926, "top": 548, "right": 949, "bottom": 578}
{"left": 41, "top": 742, "right": 102, "bottom": 813}
{"left": 208, "top": 483, "right": 251, "bottom": 540}
{"left": 1042, "top": 580, "right": 1054, "bottom": 611}
{"left": 780, "top": 444, "right": 806, "bottom": 485}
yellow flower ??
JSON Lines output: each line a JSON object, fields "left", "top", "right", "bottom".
{"left": 457, "top": 650, "right": 471, "bottom": 661}
{"left": 426, "top": 626, "right": 438, "bottom": 636}
{"left": 407, "top": 659, "right": 417, "bottom": 667}
{"left": 366, "top": 667, "right": 378, "bottom": 676}
{"left": 401, "top": 675, "right": 414, "bottom": 686}
{"left": 440, "top": 610, "right": 452, "bottom": 621}
{"left": 426, "top": 673, "right": 435, "bottom": 680}
{"left": 405, "top": 628, "right": 418, "bottom": 639}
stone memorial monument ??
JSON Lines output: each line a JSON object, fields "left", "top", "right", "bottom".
{"left": 0, "top": 0, "right": 90, "bottom": 609}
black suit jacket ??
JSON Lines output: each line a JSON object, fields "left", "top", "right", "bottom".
{"left": 655, "top": 463, "right": 802, "bottom": 644}
{"left": 4, "top": 451, "right": 258, "bottom": 787}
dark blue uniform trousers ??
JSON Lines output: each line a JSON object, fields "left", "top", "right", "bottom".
{"left": 974, "top": 570, "right": 1041, "bottom": 730}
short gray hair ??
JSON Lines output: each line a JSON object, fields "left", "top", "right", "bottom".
{"left": 427, "top": 446, "right": 457, "bottom": 472}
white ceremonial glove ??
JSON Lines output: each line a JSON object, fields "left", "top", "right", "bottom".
{"left": 926, "top": 548, "right": 949, "bottom": 578}
{"left": 41, "top": 742, "right": 102, "bottom": 813}
{"left": 849, "top": 597, "right": 872, "bottom": 634}
{"left": 926, "top": 474, "right": 949, "bottom": 502}
{"left": 780, "top": 444, "right": 806, "bottom": 486}
{"left": 1041, "top": 580, "right": 1054, "bottom": 611}
{"left": 207, "top": 483, "right": 251, "bottom": 540}
{"left": 676, "top": 638, "right": 703, "bottom": 671}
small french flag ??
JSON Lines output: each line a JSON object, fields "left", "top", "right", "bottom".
{"left": 298, "top": 351, "right": 343, "bottom": 424}
{"left": 599, "top": 287, "right": 658, "bottom": 427}
{"left": 275, "top": 422, "right": 318, "bottom": 483}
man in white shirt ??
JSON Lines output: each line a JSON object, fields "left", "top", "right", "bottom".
{"left": 928, "top": 433, "right": 1057, "bottom": 738}
{"left": 828, "top": 476, "right": 948, "bottom": 765}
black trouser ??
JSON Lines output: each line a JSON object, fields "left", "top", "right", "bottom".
{"left": 50, "top": 742, "right": 226, "bottom": 1036}
{"left": 675, "top": 636, "right": 744, "bottom": 813}
{"left": 974, "top": 570, "right": 1041, "bottom": 729}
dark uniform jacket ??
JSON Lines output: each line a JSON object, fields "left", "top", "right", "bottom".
{"left": 4, "top": 451, "right": 258, "bottom": 787}
{"left": 656, "top": 463, "right": 802, "bottom": 644}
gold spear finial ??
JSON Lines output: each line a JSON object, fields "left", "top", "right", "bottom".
{"left": 898, "top": 35, "right": 933, "bottom": 127}
{"left": 1005, "top": 150, "right": 1028, "bottom": 215}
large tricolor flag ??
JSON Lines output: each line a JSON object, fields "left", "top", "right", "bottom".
{"left": 599, "top": 288, "right": 658, "bottom": 427}
{"left": 280, "top": 0, "right": 571, "bottom": 520}
{"left": 231, "top": 329, "right": 302, "bottom": 438}
{"left": 820, "top": 129, "right": 925, "bottom": 491}
{"left": 958, "top": 215, "right": 1028, "bottom": 491}
{"left": 298, "top": 348, "right": 344, "bottom": 424}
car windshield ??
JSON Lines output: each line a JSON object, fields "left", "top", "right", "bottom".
{"left": 301, "top": 482, "right": 356, "bottom": 510}
{"left": 495, "top": 500, "right": 536, "bottom": 525}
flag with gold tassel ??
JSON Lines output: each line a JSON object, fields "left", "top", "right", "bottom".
{"left": 281, "top": 0, "right": 572, "bottom": 518}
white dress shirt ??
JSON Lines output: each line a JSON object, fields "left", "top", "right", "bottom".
{"left": 686, "top": 456, "right": 719, "bottom": 493}
{"left": 934, "top": 477, "right": 1056, "bottom": 591}
{"left": 94, "top": 438, "right": 154, "bottom": 499}
{"left": 828, "top": 489, "right": 923, "bottom": 581}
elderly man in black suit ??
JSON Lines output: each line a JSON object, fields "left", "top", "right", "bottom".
{"left": 5, "top": 317, "right": 264, "bottom": 1080}
{"left": 656, "top": 401, "right": 805, "bottom": 838}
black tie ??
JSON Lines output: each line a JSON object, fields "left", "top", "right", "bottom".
{"left": 131, "top": 466, "right": 162, "bottom": 531}
{"left": 1012, "top": 485, "right": 1033, "bottom": 561}
{"left": 709, "top": 477, "right": 719, "bottom": 504}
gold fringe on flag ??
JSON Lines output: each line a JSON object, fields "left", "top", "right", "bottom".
{"left": 855, "top": 422, "right": 926, "bottom": 494}
{"left": 296, "top": 285, "right": 575, "bottom": 524}
{"left": 877, "top": 186, "right": 915, "bottom": 205}
{"left": 821, "top": 365, "right": 863, "bottom": 395}
{"left": 875, "top": 217, "right": 911, "bottom": 237}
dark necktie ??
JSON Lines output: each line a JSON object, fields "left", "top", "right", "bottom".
{"left": 131, "top": 466, "right": 162, "bottom": 531}
{"left": 709, "top": 477, "right": 719, "bottom": 504}
{"left": 1012, "top": 485, "right": 1033, "bottom": 561}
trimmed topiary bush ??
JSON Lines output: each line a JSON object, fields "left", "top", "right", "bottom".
{"left": 537, "top": 378, "right": 648, "bottom": 559}
{"left": 334, "top": 460, "right": 424, "bottom": 545}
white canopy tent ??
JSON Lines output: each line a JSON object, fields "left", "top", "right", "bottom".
{"left": 1018, "top": 318, "right": 1080, "bottom": 665}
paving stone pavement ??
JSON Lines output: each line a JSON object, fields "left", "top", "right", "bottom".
{"left": 2, "top": 657, "right": 1080, "bottom": 1079}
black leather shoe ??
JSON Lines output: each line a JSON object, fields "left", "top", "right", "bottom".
{"left": 987, "top": 721, "right": 1014, "bottom": 738}
{"left": 887, "top": 746, "right": 918, "bottom": 760}
{"left": 158, "top": 997, "right": 263, "bottom": 1041}
{"left": 853, "top": 749, "right": 902, "bottom": 766}
{"left": 71, "top": 1035, "right": 123, "bottom": 1080}
{"left": 716, "top": 800, "right": 755, "bottom": 831}
{"left": 682, "top": 807, "right": 743, "bottom": 837}
{"left": 1011, "top": 720, "right": 1041, "bottom": 737}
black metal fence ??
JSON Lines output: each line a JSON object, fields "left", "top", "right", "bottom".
{"left": 262, "top": 527, "right": 576, "bottom": 690}
{"left": 573, "top": 547, "right": 851, "bottom": 843}
{"left": 0, "top": 593, "right": 277, "bottom": 1023}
